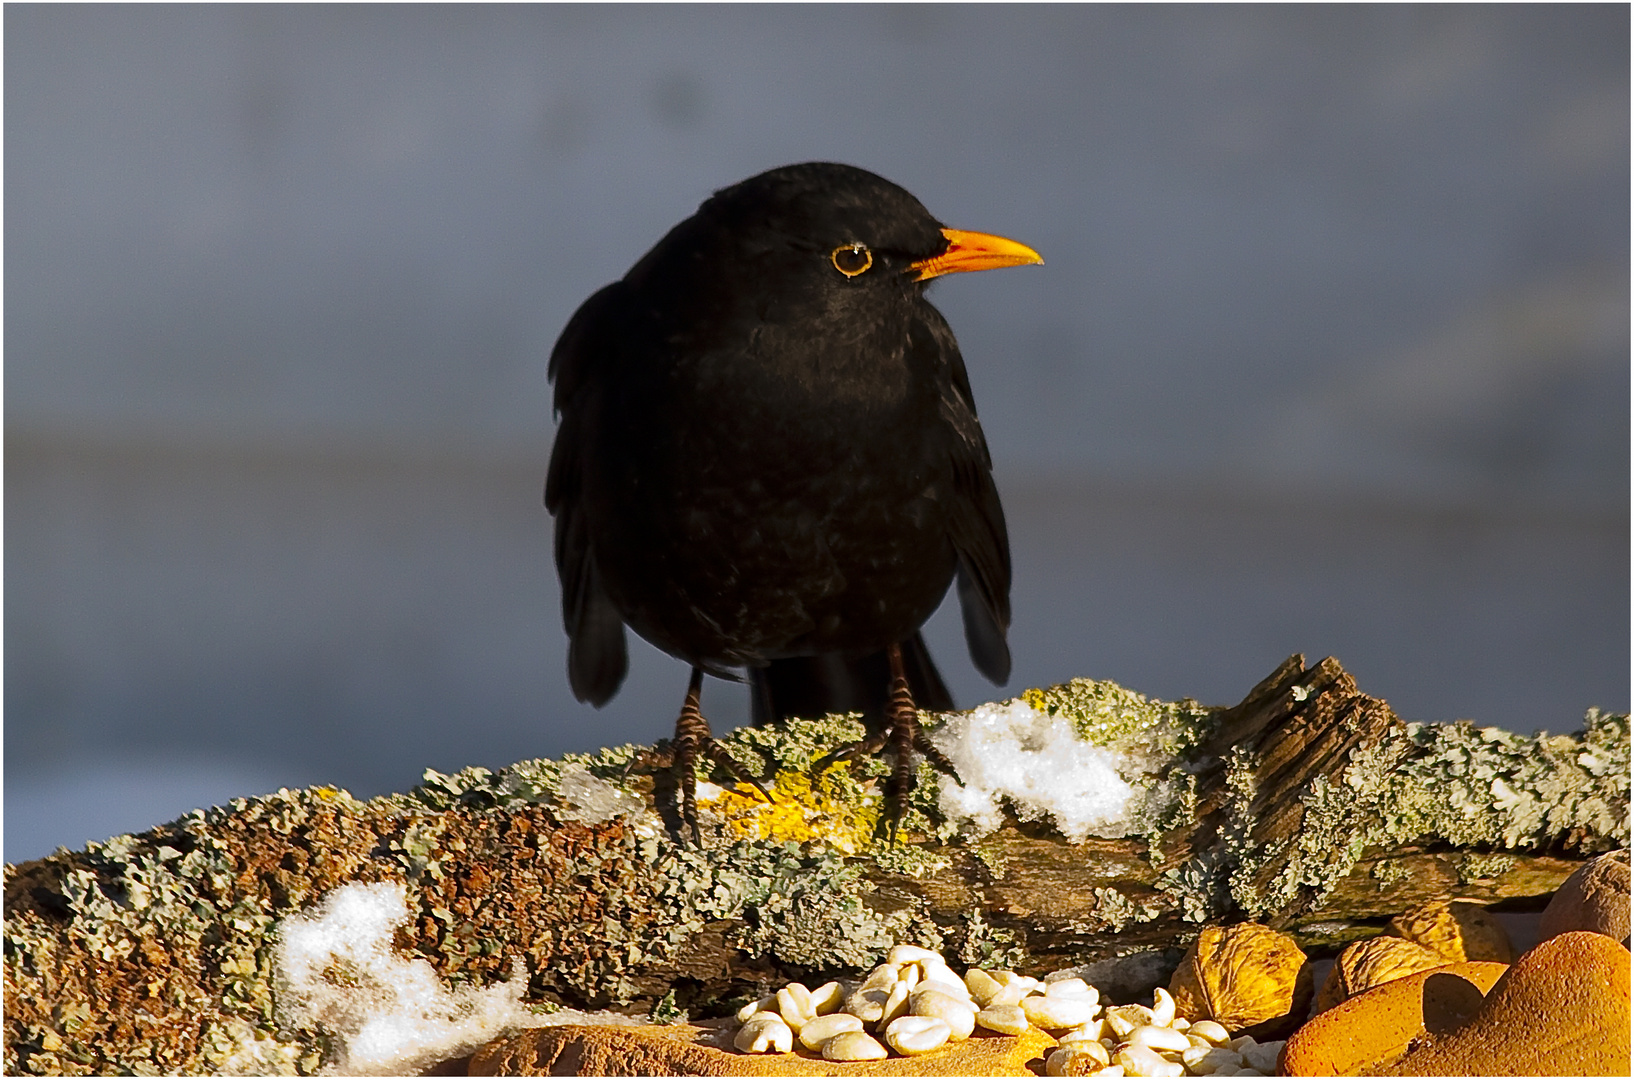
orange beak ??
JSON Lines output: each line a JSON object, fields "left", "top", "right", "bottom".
{"left": 911, "top": 227, "right": 1044, "bottom": 281}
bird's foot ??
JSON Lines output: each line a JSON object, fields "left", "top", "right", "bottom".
{"left": 810, "top": 729, "right": 889, "bottom": 773}
{"left": 813, "top": 643, "right": 964, "bottom": 845}
{"left": 629, "top": 669, "right": 770, "bottom": 844}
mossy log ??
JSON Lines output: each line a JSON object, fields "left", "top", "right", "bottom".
{"left": 4, "top": 656, "right": 1627, "bottom": 1075}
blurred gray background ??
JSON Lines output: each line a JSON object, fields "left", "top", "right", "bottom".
{"left": 6, "top": 5, "right": 1628, "bottom": 862}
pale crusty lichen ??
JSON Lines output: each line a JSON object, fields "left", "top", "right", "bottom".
{"left": 5, "top": 681, "right": 1627, "bottom": 1075}
{"left": 1020, "top": 679, "right": 1215, "bottom": 756}
{"left": 954, "top": 908, "right": 1026, "bottom": 971}
{"left": 1164, "top": 706, "right": 1631, "bottom": 922}
{"left": 1385, "top": 710, "right": 1630, "bottom": 850}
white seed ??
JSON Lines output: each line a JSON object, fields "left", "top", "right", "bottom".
{"left": 911, "top": 989, "right": 976, "bottom": 1040}
{"left": 809, "top": 980, "right": 845, "bottom": 1015}
{"left": 985, "top": 981, "right": 1032, "bottom": 1009}
{"left": 1170, "top": 1017, "right": 1190, "bottom": 1033}
{"left": 844, "top": 988, "right": 887, "bottom": 1022}
{"left": 910, "top": 984, "right": 978, "bottom": 1013}
{"left": 1188, "top": 1020, "right": 1230, "bottom": 1046}
{"left": 1057, "top": 1022, "right": 1107, "bottom": 1047}
{"left": 736, "top": 995, "right": 776, "bottom": 1023}
{"left": 1092, "top": 1067, "right": 1127, "bottom": 1078}
{"left": 822, "top": 1030, "right": 888, "bottom": 1061}
{"left": 897, "top": 963, "right": 921, "bottom": 991}
{"left": 1047, "top": 1043, "right": 1114, "bottom": 1076}
{"left": 918, "top": 976, "right": 975, "bottom": 1004}
{"left": 887, "top": 944, "right": 939, "bottom": 965}
{"left": 1058, "top": 1040, "right": 1112, "bottom": 1068}
{"left": 994, "top": 970, "right": 1040, "bottom": 992}
{"left": 876, "top": 980, "right": 911, "bottom": 1031}
{"left": 777, "top": 984, "right": 814, "bottom": 1030}
{"left": 1115, "top": 1042, "right": 1184, "bottom": 1077}
{"left": 1127, "top": 1025, "right": 1192, "bottom": 1054}
{"left": 1104, "top": 1004, "right": 1153, "bottom": 1038}
{"left": 1148, "top": 987, "right": 1176, "bottom": 1028}
{"left": 797, "top": 1012, "right": 863, "bottom": 1052}
{"left": 1180, "top": 1045, "right": 1242, "bottom": 1074}
{"left": 861, "top": 964, "right": 899, "bottom": 993}
{"left": 974, "top": 1003, "right": 1031, "bottom": 1036}
{"left": 885, "top": 1014, "right": 952, "bottom": 1055}
{"left": 918, "top": 957, "right": 961, "bottom": 986}
{"left": 734, "top": 1013, "right": 793, "bottom": 1054}
{"left": 1238, "top": 1039, "right": 1284, "bottom": 1074}
{"left": 1065, "top": 1013, "right": 1104, "bottom": 1039}
{"left": 1045, "top": 976, "right": 1092, "bottom": 997}
{"left": 965, "top": 967, "right": 1003, "bottom": 1006}
{"left": 1023, "top": 993, "right": 1099, "bottom": 1030}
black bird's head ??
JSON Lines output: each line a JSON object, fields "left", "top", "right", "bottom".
{"left": 625, "top": 162, "right": 1041, "bottom": 334}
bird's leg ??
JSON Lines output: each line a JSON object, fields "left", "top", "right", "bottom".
{"left": 810, "top": 643, "right": 965, "bottom": 843}
{"left": 630, "top": 667, "right": 770, "bottom": 844}
{"left": 876, "top": 642, "right": 965, "bottom": 841}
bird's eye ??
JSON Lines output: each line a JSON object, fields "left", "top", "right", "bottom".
{"left": 830, "top": 243, "right": 873, "bottom": 278}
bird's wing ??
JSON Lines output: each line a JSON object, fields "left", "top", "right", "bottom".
{"left": 915, "top": 313, "right": 1013, "bottom": 684}
{"left": 546, "top": 282, "right": 630, "bottom": 705}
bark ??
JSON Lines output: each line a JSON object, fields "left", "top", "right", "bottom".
{"left": 4, "top": 656, "right": 1626, "bottom": 1075}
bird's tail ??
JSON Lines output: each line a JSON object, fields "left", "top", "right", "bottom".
{"left": 748, "top": 631, "right": 955, "bottom": 729}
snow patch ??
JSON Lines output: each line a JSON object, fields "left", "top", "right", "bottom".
{"left": 274, "top": 882, "right": 536, "bottom": 1075}
{"left": 932, "top": 698, "right": 1139, "bottom": 841}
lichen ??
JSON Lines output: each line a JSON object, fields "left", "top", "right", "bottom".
{"left": 1157, "top": 706, "right": 1630, "bottom": 923}
{"left": 699, "top": 764, "right": 881, "bottom": 854}
{"left": 1457, "top": 853, "right": 1517, "bottom": 884}
{"left": 1020, "top": 680, "right": 1215, "bottom": 757}
{"left": 5, "top": 680, "right": 1626, "bottom": 1075}
{"left": 1092, "top": 887, "right": 1166, "bottom": 932}
{"left": 1382, "top": 711, "right": 1630, "bottom": 852}
{"left": 652, "top": 840, "right": 918, "bottom": 971}
{"left": 954, "top": 908, "right": 1025, "bottom": 971}
{"left": 1370, "top": 859, "right": 1411, "bottom": 887}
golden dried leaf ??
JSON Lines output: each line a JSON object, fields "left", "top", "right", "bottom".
{"left": 1167, "top": 922, "right": 1311, "bottom": 1035}
{"left": 1388, "top": 900, "right": 1514, "bottom": 964}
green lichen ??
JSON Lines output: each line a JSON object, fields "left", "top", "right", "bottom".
{"left": 1370, "top": 859, "right": 1411, "bottom": 887}
{"left": 1383, "top": 711, "right": 1630, "bottom": 851}
{"left": 954, "top": 908, "right": 1025, "bottom": 971}
{"left": 1158, "top": 707, "right": 1630, "bottom": 922}
{"left": 6, "top": 679, "right": 1626, "bottom": 1075}
{"left": 638, "top": 836, "right": 920, "bottom": 976}
{"left": 718, "top": 713, "right": 871, "bottom": 776}
{"left": 1092, "top": 887, "right": 1166, "bottom": 932}
{"left": 649, "top": 990, "right": 686, "bottom": 1024}
{"left": 970, "top": 839, "right": 1011, "bottom": 879}
{"left": 1458, "top": 853, "right": 1517, "bottom": 883}
{"left": 1021, "top": 679, "right": 1214, "bottom": 757}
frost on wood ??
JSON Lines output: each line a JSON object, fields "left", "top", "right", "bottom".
{"left": 4, "top": 655, "right": 1627, "bottom": 1075}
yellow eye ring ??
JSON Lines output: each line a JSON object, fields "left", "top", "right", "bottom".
{"left": 830, "top": 243, "right": 873, "bottom": 278}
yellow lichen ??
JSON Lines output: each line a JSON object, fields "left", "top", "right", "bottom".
{"left": 701, "top": 765, "right": 881, "bottom": 853}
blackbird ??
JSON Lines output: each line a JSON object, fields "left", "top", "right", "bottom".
{"left": 545, "top": 162, "right": 1040, "bottom": 839}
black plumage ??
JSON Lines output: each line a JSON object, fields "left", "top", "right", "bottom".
{"left": 545, "top": 162, "right": 1039, "bottom": 838}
